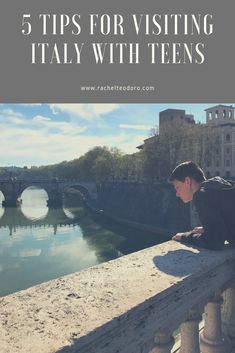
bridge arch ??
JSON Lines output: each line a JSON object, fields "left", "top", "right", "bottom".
{"left": 62, "top": 181, "right": 98, "bottom": 202}
{"left": 20, "top": 186, "right": 49, "bottom": 201}
{"left": 0, "top": 191, "right": 5, "bottom": 219}
{"left": 0, "top": 190, "right": 5, "bottom": 203}
{"left": 63, "top": 184, "right": 91, "bottom": 201}
{"left": 21, "top": 187, "right": 48, "bottom": 221}
{"left": 0, "top": 180, "right": 23, "bottom": 207}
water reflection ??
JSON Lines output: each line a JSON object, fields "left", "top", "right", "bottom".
{"left": 0, "top": 204, "right": 77, "bottom": 236}
{"left": 0, "top": 188, "right": 166, "bottom": 297}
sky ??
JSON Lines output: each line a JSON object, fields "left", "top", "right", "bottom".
{"left": 0, "top": 103, "right": 233, "bottom": 167}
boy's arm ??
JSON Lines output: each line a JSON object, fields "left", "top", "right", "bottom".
{"left": 173, "top": 191, "right": 226, "bottom": 250}
{"left": 172, "top": 227, "right": 204, "bottom": 240}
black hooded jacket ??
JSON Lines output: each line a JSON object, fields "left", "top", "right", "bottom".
{"left": 181, "top": 177, "right": 235, "bottom": 250}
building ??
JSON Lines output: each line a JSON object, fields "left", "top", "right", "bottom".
{"left": 137, "top": 108, "right": 195, "bottom": 150}
{"left": 137, "top": 105, "right": 235, "bottom": 179}
{"left": 203, "top": 105, "right": 235, "bottom": 178}
{"left": 159, "top": 108, "right": 195, "bottom": 134}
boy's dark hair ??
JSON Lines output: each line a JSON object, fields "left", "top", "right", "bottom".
{"left": 169, "top": 161, "right": 206, "bottom": 183}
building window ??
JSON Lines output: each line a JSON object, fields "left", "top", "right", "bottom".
{"left": 215, "top": 110, "right": 219, "bottom": 119}
{"left": 215, "top": 135, "right": 220, "bottom": 144}
{"left": 226, "top": 147, "right": 230, "bottom": 154}
{"left": 216, "top": 160, "right": 220, "bottom": 167}
{"left": 206, "top": 171, "right": 211, "bottom": 178}
{"left": 209, "top": 112, "right": 212, "bottom": 120}
{"left": 225, "top": 171, "right": 231, "bottom": 178}
{"left": 223, "top": 110, "right": 226, "bottom": 118}
{"left": 226, "top": 159, "right": 231, "bottom": 166}
{"left": 226, "top": 134, "right": 231, "bottom": 142}
{"left": 216, "top": 171, "right": 220, "bottom": 176}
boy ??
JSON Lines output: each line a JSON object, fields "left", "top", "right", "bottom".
{"left": 169, "top": 161, "right": 235, "bottom": 250}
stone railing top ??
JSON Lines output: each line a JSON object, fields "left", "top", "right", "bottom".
{"left": 0, "top": 241, "right": 235, "bottom": 353}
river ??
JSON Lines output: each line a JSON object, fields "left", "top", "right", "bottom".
{"left": 0, "top": 187, "right": 166, "bottom": 297}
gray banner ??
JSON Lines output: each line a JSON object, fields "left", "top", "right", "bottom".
{"left": 0, "top": 0, "right": 234, "bottom": 103}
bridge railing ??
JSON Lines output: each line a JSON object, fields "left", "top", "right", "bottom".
{"left": 0, "top": 241, "right": 235, "bottom": 353}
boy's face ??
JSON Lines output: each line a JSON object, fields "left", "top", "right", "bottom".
{"left": 172, "top": 177, "right": 194, "bottom": 203}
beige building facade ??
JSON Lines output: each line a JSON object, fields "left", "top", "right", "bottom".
{"left": 203, "top": 105, "right": 235, "bottom": 179}
{"left": 138, "top": 105, "right": 235, "bottom": 179}
{"left": 158, "top": 105, "right": 235, "bottom": 179}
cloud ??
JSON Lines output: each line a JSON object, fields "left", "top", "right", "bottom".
{"left": 49, "top": 104, "right": 119, "bottom": 120}
{"left": 0, "top": 109, "right": 24, "bottom": 118}
{"left": 0, "top": 105, "right": 146, "bottom": 166}
{"left": 0, "top": 123, "right": 142, "bottom": 165}
{"left": 0, "top": 108, "right": 86, "bottom": 137}
{"left": 0, "top": 109, "right": 26, "bottom": 126}
{"left": 33, "top": 115, "right": 51, "bottom": 122}
{"left": 31, "top": 115, "right": 87, "bottom": 135}
{"left": 21, "top": 104, "right": 42, "bottom": 106}
{"left": 119, "top": 124, "right": 152, "bottom": 131}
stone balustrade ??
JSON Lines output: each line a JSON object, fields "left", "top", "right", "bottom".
{"left": 0, "top": 241, "right": 235, "bottom": 353}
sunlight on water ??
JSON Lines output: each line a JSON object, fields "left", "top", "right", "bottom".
{"left": 0, "top": 188, "right": 100, "bottom": 296}
{"left": 0, "top": 188, "right": 164, "bottom": 297}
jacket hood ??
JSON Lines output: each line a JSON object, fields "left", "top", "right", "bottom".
{"left": 201, "top": 176, "right": 235, "bottom": 191}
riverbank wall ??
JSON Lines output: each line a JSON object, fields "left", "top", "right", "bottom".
{"left": 67, "top": 182, "right": 191, "bottom": 236}
{"left": 97, "top": 182, "right": 190, "bottom": 234}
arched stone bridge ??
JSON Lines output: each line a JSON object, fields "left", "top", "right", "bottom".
{"left": 0, "top": 178, "right": 97, "bottom": 207}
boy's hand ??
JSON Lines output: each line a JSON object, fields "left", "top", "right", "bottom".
{"left": 172, "top": 227, "right": 204, "bottom": 242}
{"left": 172, "top": 233, "right": 184, "bottom": 241}
{"left": 192, "top": 226, "right": 204, "bottom": 234}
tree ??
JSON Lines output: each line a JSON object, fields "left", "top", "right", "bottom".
{"left": 141, "top": 120, "right": 219, "bottom": 182}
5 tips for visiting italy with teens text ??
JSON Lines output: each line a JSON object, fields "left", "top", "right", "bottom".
{"left": 0, "top": 1, "right": 235, "bottom": 353}
{"left": 0, "top": 0, "right": 234, "bottom": 103}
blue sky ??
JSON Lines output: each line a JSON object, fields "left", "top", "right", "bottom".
{"left": 0, "top": 103, "right": 232, "bottom": 167}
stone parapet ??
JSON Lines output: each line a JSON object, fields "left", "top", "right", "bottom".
{"left": 0, "top": 241, "right": 235, "bottom": 353}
